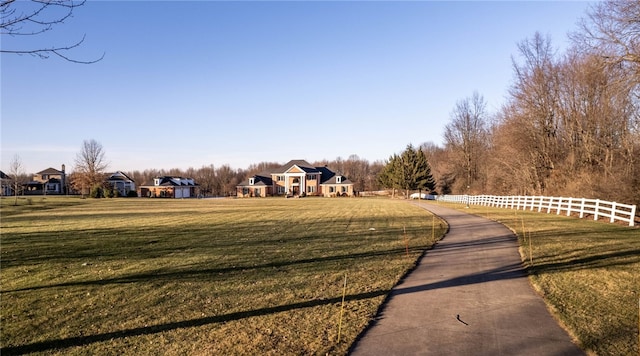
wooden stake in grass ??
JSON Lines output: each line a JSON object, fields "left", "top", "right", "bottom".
{"left": 403, "top": 225, "right": 409, "bottom": 257}
{"left": 528, "top": 230, "right": 533, "bottom": 266}
{"left": 431, "top": 214, "right": 435, "bottom": 242}
{"left": 337, "top": 274, "right": 347, "bottom": 344}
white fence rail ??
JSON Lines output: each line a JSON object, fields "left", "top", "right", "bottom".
{"left": 436, "top": 195, "right": 637, "bottom": 227}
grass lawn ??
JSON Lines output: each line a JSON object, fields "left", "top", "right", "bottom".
{"left": 437, "top": 202, "right": 640, "bottom": 356}
{"left": 0, "top": 196, "right": 445, "bottom": 355}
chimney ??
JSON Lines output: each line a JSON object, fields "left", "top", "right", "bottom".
{"left": 61, "top": 164, "right": 66, "bottom": 195}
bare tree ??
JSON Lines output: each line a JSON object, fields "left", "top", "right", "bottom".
{"left": 194, "top": 164, "right": 216, "bottom": 197}
{"left": 1, "top": 0, "right": 103, "bottom": 63}
{"left": 507, "top": 32, "right": 562, "bottom": 194}
{"left": 72, "top": 139, "right": 108, "bottom": 196}
{"left": 9, "top": 154, "right": 24, "bottom": 205}
{"left": 572, "top": 0, "right": 640, "bottom": 73}
{"left": 443, "top": 91, "right": 489, "bottom": 193}
{"left": 214, "top": 164, "right": 238, "bottom": 197}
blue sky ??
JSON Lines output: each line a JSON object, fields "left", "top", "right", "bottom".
{"left": 2, "top": 1, "right": 592, "bottom": 174}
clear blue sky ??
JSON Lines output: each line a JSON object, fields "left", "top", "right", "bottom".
{"left": 2, "top": 1, "right": 592, "bottom": 174}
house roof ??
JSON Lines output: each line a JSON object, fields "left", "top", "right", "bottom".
{"left": 273, "top": 160, "right": 321, "bottom": 174}
{"left": 152, "top": 176, "right": 197, "bottom": 186}
{"left": 107, "top": 171, "right": 134, "bottom": 182}
{"left": 320, "top": 173, "right": 353, "bottom": 185}
{"left": 238, "top": 172, "right": 273, "bottom": 187}
{"left": 37, "top": 167, "right": 64, "bottom": 175}
{"left": 0, "top": 171, "right": 11, "bottom": 180}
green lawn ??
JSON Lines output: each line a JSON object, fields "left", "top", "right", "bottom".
{"left": 437, "top": 202, "right": 640, "bottom": 356}
{"left": 0, "top": 197, "right": 444, "bottom": 355}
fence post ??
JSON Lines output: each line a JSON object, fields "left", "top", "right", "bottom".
{"left": 610, "top": 202, "right": 616, "bottom": 223}
{"left": 594, "top": 199, "right": 600, "bottom": 221}
{"left": 630, "top": 205, "right": 636, "bottom": 227}
{"left": 538, "top": 196, "right": 543, "bottom": 212}
{"left": 579, "top": 198, "right": 585, "bottom": 218}
{"left": 567, "top": 197, "right": 572, "bottom": 217}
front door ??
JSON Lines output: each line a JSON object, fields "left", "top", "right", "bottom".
{"left": 292, "top": 186, "right": 300, "bottom": 195}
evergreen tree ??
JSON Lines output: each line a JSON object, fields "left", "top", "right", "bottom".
{"left": 378, "top": 154, "right": 400, "bottom": 198}
{"left": 378, "top": 144, "right": 436, "bottom": 198}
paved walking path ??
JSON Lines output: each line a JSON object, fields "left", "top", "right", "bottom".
{"left": 350, "top": 203, "right": 584, "bottom": 356}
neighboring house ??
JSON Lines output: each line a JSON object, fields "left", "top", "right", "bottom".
{"left": 236, "top": 159, "right": 354, "bottom": 198}
{"left": 139, "top": 176, "right": 199, "bottom": 198}
{"left": 24, "top": 165, "right": 66, "bottom": 195}
{"left": 0, "top": 171, "right": 13, "bottom": 196}
{"left": 106, "top": 171, "right": 136, "bottom": 196}
{"left": 237, "top": 173, "right": 273, "bottom": 198}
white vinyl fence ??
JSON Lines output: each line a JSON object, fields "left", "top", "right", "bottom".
{"left": 436, "top": 195, "right": 637, "bottom": 227}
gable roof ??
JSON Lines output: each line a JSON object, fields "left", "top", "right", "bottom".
{"left": 319, "top": 169, "right": 353, "bottom": 185}
{"left": 273, "top": 160, "right": 321, "bottom": 174}
{"left": 0, "top": 171, "right": 11, "bottom": 180}
{"left": 238, "top": 172, "right": 273, "bottom": 187}
{"left": 36, "top": 167, "right": 64, "bottom": 175}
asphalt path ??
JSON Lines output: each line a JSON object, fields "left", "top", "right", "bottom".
{"left": 349, "top": 202, "right": 585, "bottom": 356}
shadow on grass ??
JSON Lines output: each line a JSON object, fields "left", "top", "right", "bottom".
{"left": 1, "top": 214, "right": 435, "bottom": 268}
{"left": 0, "top": 289, "right": 389, "bottom": 355}
{"left": 528, "top": 248, "right": 640, "bottom": 275}
{"left": 3, "top": 247, "right": 416, "bottom": 293}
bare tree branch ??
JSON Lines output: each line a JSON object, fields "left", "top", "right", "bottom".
{"left": 1, "top": 0, "right": 104, "bottom": 63}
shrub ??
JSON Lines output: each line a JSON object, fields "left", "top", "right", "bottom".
{"left": 89, "top": 185, "right": 104, "bottom": 198}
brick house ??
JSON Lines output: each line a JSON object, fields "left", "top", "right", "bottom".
{"left": 237, "top": 160, "right": 354, "bottom": 198}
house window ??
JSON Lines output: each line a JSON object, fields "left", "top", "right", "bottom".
{"left": 307, "top": 174, "right": 316, "bottom": 180}
{"left": 277, "top": 186, "right": 286, "bottom": 194}
{"left": 254, "top": 188, "right": 261, "bottom": 196}
{"left": 336, "top": 176, "right": 342, "bottom": 183}
{"left": 154, "top": 178, "right": 160, "bottom": 186}
{"left": 249, "top": 178, "right": 255, "bottom": 185}
{"left": 308, "top": 186, "right": 316, "bottom": 193}
{"left": 329, "top": 186, "right": 335, "bottom": 193}
{"left": 42, "top": 174, "right": 48, "bottom": 180}
{"left": 341, "top": 186, "right": 346, "bottom": 193}
{"left": 277, "top": 175, "right": 284, "bottom": 181}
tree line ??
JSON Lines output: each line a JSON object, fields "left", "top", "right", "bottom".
{"left": 425, "top": 1, "right": 640, "bottom": 207}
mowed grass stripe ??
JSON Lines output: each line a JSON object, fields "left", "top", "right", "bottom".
{"left": 1, "top": 197, "right": 443, "bottom": 355}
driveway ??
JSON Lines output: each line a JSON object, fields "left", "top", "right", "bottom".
{"left": 349, "top": 202, "right": 584, "bottom": 356}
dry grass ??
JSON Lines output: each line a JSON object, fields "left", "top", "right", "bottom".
{"left": 0, "top": 197, "right": 444, "bottom": 355}
{"left": 438, "top": 202, "right": 640, "bottom": 356}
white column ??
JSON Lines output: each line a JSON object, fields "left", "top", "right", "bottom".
{"left": 285, "top": 174, "right": 289, "bottom": 194}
